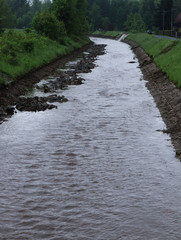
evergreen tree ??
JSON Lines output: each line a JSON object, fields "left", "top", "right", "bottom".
{"left": 87, "top": 0, "right": 141, "bottom": 31}
{"left": 139, "top": 0, "right": 155, "bottom": 29}
{"left": 125, "top": 12, "right": 146, "bottom": 32}
{"left": 155, "top": 0, "right": 173, "bottom": 30}
{"left": 0, "top": 0, "right": 13, "bottom": 30}
{"left": 75, "top": 0, "right": 88, "bottom": 35}
{"left": 41, "top": 0, "right": 52, "bottom": 11}
{"left": 52, "top": 0, "right": 77, "bottom": 35}
{"left": 6, "top": 0, "right": 30, "bottom": 19}
{"left": 6, "top": 0, "right": 30, "bottom": 27}
{"left": 173, "top": 0, "right": 181, "bottom": 17}
{"left": 31, "top": 0, "right": 41, "bottom": 14}
{"left": 89, "top": 2, "right": 103, "bottom": 30}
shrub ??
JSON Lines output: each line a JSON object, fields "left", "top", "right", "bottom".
{"left": 24, "top": 28, "right": 32, "bottom": 34}
{"left": 7, "top": 55, "right": 18, "bottom": 65}
{"left": 32, "top": 11, "right": 67, "bottom": 41}
{"left": 23, "top": 40, "right": 34, "bottom": 52}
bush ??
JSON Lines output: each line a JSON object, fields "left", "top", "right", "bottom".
{"left": 24, "top": 28, "right": 32, "bottom": 34}
{"left": 23, "top": 40, "right": 34, "bottom": 52}
{"left": 7, "top": 55, "right": 18, "bottom": 65}
{"left": 32, "top": 11, "right": 67, "bottom": 41}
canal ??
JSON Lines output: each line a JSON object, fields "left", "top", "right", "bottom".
{"left": 0, "top": 37, "right": 181, "bottom": 239}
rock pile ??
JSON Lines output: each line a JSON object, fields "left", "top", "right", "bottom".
{"left": 36, "top": 44, "right": 106, "bottom": 93}
{"left": 36, "top": 73, "right": 84, "bottom": 93}
{"left": 0, "top": 106, "right": 15, "bottom": 123}
{"left": 16, "top": 95, "right": 68, "bottom": 112}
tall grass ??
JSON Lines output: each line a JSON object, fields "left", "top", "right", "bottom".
{"left": 127, "top": 33, "right": 181, "bottom": 87}
{"left": 0, "top": 30, "right": 90, "bottom": 82}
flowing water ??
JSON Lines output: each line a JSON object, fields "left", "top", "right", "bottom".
{"left": 1, "top": 38, "right": 181, "bottom": 240}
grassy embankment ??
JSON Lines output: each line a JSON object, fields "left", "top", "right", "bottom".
{"left": 127, "top": 33, "right": 181, "bottom": 87}
{"left": 0, "top": 30, "right": 90, "bottom": 85}
{"left": 92, "top": 30, "right": 122, "bottom": 39}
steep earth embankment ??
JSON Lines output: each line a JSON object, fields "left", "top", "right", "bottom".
{"left": 124, "top": 39, "right": 181, "bottom": 159}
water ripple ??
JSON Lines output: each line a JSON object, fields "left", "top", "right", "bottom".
{"left": 0, "top": 38, "right": 180, "bottom": 240}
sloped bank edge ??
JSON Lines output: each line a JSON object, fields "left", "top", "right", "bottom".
{"left": 0, "top": 42, "right": 93, "bottom": 108}
{"left": 124, "top": 38, "right": 181, "bottom": 160}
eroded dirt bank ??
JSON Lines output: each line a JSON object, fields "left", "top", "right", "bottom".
{"left": 124, "top": 39, "right": 181, "bottom": 159}
{"left": 0, "top": 42, "right": 106, "bottom": 122}
{"left": 0, "top": 43, "right": 92, "bottom": 108}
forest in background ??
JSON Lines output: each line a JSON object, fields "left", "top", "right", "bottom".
{"left": 1, "top": 0, "right": 181, "bottom": 34}
{"left": 87, "top": 0, "right": 181, "bottom": 32}
{"left": 0, "top": 0, "right": 52, "bottom": 29}
{"left": 0, "top": 0, "right": 88, "bottom": 37}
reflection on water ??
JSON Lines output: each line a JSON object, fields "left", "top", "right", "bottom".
{"left": 0, "top": 38, "right": 181, "bottom": 240}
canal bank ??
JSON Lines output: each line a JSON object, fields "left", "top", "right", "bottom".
{"left": 124, "top": 38, "right": 181, "bottom": 159}
{"left": 0, "top": 42, "right": 96, "bottom": 120}
{"left": 90, "top": 32, "right": 181, "bottom": 159}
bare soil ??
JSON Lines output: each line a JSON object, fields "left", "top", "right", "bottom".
{"left": 124, "top": 39, "right": 181, "bottom": 159}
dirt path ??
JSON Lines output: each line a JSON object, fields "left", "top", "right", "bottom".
{"left": 124, "top": 39, "right": 181, "bottom": 159}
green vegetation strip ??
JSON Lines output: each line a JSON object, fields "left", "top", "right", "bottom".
{"left": 0, "top": 30, "right": 90, "bottom": 84}
{"left": 127, "top": 33, "right": 181, "bottom": 87}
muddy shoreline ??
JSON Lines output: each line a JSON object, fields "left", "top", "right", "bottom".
{"left": 124, "top": 39, "right": 181, "bottom": 159}
{"left": 0, "top": 42, "right": 106, "bottom": 122}
{"left": 0, "top": 43, "right": 93, "bottom": 108}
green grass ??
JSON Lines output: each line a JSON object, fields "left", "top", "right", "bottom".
{"left": 0, "top": 30, "right": 90, "bottom": 83}
{"left": 127, "top": 33, "right": 181, "bottom": 87}
{"left": 92, "top": 30, "right": 123, "bottom": 39}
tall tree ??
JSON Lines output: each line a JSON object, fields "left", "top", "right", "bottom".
{"left": 31, "top": 0, "right": 41, "bottom": 14}
{"left": 6, "top": 0, "right": 30, "bottom": 19}
{"left": 52, "top": 0, "right": 88, "bottom": 35}
{"left": 125, "top": 12, "right": 146, "bottom": 32}
{"left": 41, "top": 0, "right": 52, "bottom": 11}
{"left": 155, "top": 0, "right": 173, "bottom": 30}
{"left": 140, "top": 0, "right": 155, "bottom": 29}
{"left": 75, "top": 0, "right": 88, "bottom": 35}
{"left": 0, "top": 0, "right": 13, "bottom": 30}
{"left": 52, "top": 0, "right": 77, "bottom": 35}
{"left": 6, "top": 0, "right": 30, "bottom": 27}
{"left": 173, "top": 0, "right": 181, "bottom": 17}
{"left": 89, "top": 2, "right": 103, "bottom": 30}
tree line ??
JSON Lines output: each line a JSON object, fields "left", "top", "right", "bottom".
{"left": 87, "top": 0, "right": 181, "bottom": 32}
{"left": 0, "top": 0, "right": 52, "bottom": 29}
{"left": 1, "top": 0, "right": 181, "bottom": 36}
{"left": 0, "top": 0, "right": 88, "bottom": 40}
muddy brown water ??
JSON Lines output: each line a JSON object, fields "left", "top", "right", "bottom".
{"left": 0, "top": 38, "right": 181, "bottom": 239}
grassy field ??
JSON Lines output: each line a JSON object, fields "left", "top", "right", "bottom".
{"left": 127, "top": 33, "right": 181, "bottom": 87}
{"left": 0, "top": 30, "right": 90, "bottom": 84}
{"left": 92, "top": 30, "right": 123, "bottom": 39}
